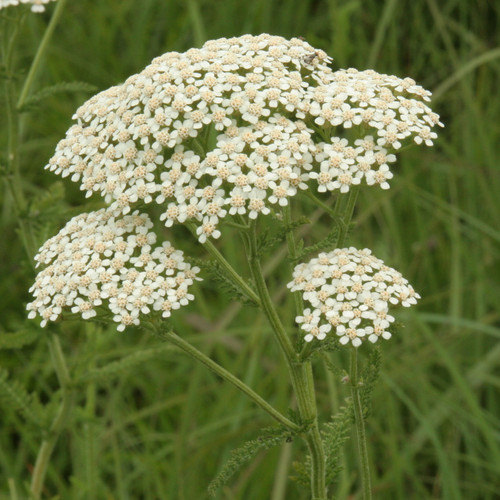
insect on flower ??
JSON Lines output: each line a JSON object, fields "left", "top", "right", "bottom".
{"left": 302, "top": 51, "right": 320, "bottom": 66}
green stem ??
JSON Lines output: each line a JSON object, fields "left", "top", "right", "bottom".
{"left": 298, "top": 187, "right": 360, "bottom": 362}
{"left": 283, "top": 205, "right": 313, "bottom": 362}
{"left": 17, "top": 0, "right": 69, "bottom": 110}
{"left": 160, "top": 329, "right": 299, "bottom": 432}
{"left": 336, "top": 186, "right": 360, "bottom": 248}
{"left": 30, "top": 334, "right": 74, "bottom": 500}
{"left": 282, "top": 205, "right": 304, "bottom": 318}
{"left": 247, "top": 221, "right": 327, "bottom": 500}
{"left": 304, "top": 190, "right": 344, "bottom": 227}
{"left": 350, "top": 348, "right": 372, "bottom": 500}
{"left": 248, "top": 221, "right": 297, "bottom": 363}
{"left": 186, "top": 221, "right": 260, "bottom": 306}
{"left": 222, "top": 219, "right": 250, "bottom": 231}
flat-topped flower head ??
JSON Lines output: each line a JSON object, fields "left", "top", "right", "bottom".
{"left": 288, "top": 247, "right": 419, "bottom": 346}
{"left": 27, "top": 209, "right": 200, "bottom": 331}
{"left": 46, "top": 34, "right": 442, "bottom": 241}
{"left": 0, "top": 0, "right": 56, "bottom": 12}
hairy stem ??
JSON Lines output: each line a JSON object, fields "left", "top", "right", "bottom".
{"left": 336, "top": 186, "right": 360, "bottom": 248}
{"left": 350, "top": 348, "right": 372, "bottom": 500}
{"left": 247, "top": 221, "right": 327, "bottom": 500}
{"left": 160, "top": 329, "right": 299, "bottom": 431}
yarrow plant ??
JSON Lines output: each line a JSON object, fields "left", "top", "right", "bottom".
{"left": 45, "top": 34, "right": 440, "bottom": 243}
{"left": 289, "top": 247, "right": 419, "bottom": 346}
{"left": 27, "top": 209, "right": 199, "bottom": 330}
{"left": 23, "top": 34, "right": 441, "bottom": 499}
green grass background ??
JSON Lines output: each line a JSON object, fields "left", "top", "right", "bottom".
{"left": 1, "top": 0, "right": 499, "bottom": 498}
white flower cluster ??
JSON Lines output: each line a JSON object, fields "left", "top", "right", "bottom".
{"left": 288, "top": 248, "right": 419, "bottom": 346}
{"left": 27, "top": 209, "right": 200, "bottom": 331}
{"left": 46, "top": 34, "right": 442, "bottom": 242}
{"left": 0, "top": 0, "right": 56, "bottom": 12}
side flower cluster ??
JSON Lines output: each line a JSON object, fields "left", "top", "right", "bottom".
{"left": 27, "top": 209, "right": 200, "bottom": 330}
{"left": 288, "top": 248, "right": 419, "bottom": 346}
{"left": 46, "top": 34, "right": 442, "bottom": 242}
{"left": 0, "top": 0, "right": 56, "bottom": 12}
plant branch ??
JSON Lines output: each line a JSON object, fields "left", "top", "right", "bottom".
{"left": 186, "top": 221, "right": 260, "bottom": 306}
{"left": 336, "top": 186, "right": 360, "bottom": 248}
{"left": 159, "top": 329, "right": 299, "bottom": 432}
{"left": 350, "top": 348, "right": 372, "bottom": 500}
{"left": 247, "top": 220, "right": 327, "bottom": 499}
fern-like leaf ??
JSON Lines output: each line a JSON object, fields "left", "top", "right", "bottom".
{"left": 19, "top": 81, "right": 98, "bottom": 112}
{"left": 320, "top": 352, "right": 345, "bottom": 379}
{"left": 76, "top": 344, "right": 177, "bottom": 385}
{"left": 300, "top": 336, "right": 341, "bottom": 362}
{"left": 360, "top": 346, "right": 381, "bottom": 417}
{"left": 0, "top": 369, "right": 42, "bottom": 427}
{"left": 258, "top": 216, "right": 310, "bottom": 255}
{"left": 293, "top": 226, "right": 339, "bottom": 263}
{"left": 291, "top": 458, "right": 311, "bottom": 487}
{"left": 190, "top": 257, "right": 257, "bottom": 305}
{"left": 208, "top": 426, "right": 290, "bottom": 496}
{"left": 323, "top": 403, "right": 354, "bottom": 486}
{"left": 0, "top": 329, "right": 40, "bottom": 350}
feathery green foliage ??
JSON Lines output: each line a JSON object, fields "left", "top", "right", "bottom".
{"left": 0, "top": 329, "right": 40, "bottom": 349}
{"left": 18, "top": 81, "right": 97, "bottom": 112}
{"left": 75, "top": 343, "right": 177, "bottom": 385}
{"left": 208, "top": 426, "right": 291, "bottom": 496}
{"left": 190, "top": 257, "right": 258, "bottom": 305}
{"left": 293, "top": 227, "right": 339, "bottom": 263}
{"left": 360, "top": 347, "right": 381, "bottom": 418}
{"left": 323, "top": 404, "right": 353, "bottom": 488}
{"left": 0, "top": 369, "right": 43, "bottom": 427}
{"left": 258, "top": 215, "right": 310, "bottom": 255}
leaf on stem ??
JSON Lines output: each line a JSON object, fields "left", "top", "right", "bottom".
{"left": 257, "top": 215, "right": 310, "bottom": 255}
{"left": 292, "top": 226, "right": 339, "bottom": 264}
{"left": 0, "top": 369, "right": 44, "bottom": 428}
{"left": 323, "top": 404, "right": 354, "bottom": 487}
{"left": 189, "top": 257, "right": 258, "bottom": 306}
{"left": 76, "top": 343, "right": 177, "bottom": 385}
{"left": 0, "top": 329, "right": 40, "bottom": 349}
{"left": 208, "top": 426, "right": 291, "bottom": 496}
{"left": 18, "top": 81, "right": 98, "bottom": 112}
{"left": 360, "top": 346, "right": 382, "bottom": 418}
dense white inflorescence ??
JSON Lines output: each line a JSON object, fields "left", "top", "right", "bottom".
{"left": 0, "top": 0, "right": 56, "bottom": 12}
{"left": 27, "top": 209, "right": 200, "bottom": 330}
{"left": 46, "top": 34, "right": 442, "bottom": 242}
{"left": 288, "top": 248, "right": 419, "bottom": 346}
